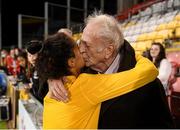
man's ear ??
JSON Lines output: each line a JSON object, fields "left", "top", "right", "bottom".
{"left": 105, "top": 44, "right": 114, "bottom": 59}
{"left": 68, "top": 58, "right": 75, "bottom": 68}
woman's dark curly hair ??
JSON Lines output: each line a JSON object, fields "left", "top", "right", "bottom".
{"left": 35, "top": 33, "right": 76, "bottom": 85}
{"left": 149, "top": 42, "right": 166, "bottom": 68}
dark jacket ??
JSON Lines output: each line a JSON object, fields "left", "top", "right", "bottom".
{"left": 98, "top": 40, "right": 174, "bottom": 128}
{"left": 17, "top": 66, "right": 29, "bottom": 83}
{"left": 30, "top": 68, "right": 48, "bottom": 104}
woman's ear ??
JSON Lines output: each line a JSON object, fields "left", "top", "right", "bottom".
{"left": 68, "top": 58, "right": 76, "bottom": 68}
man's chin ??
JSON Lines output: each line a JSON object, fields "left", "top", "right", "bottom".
{"left": 85, "top": 62, "right": 101, "bottom": 72}
{"left": 85, "top": 63, "right": 91, "bottom": 67}
{"left": 85, "top": 61, "right": 91, "bottom": 66}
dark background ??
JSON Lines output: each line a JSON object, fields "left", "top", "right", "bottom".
{"left": 1, "top": 0, "right": 117, "bottom": 48}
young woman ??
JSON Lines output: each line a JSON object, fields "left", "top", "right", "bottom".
{"left": 149, "top": 42, "right": 172, "bottom": 94}
{"left": 36, "top": 33, "right": 158, "bottom": 129}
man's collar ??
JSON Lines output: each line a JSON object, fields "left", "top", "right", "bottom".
{"left": 104, "top": 54, "right": 120, "bottom": 74}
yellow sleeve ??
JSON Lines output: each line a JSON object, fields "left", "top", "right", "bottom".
{"left": 79, "top": 55, "right": 158, "bottom": 105}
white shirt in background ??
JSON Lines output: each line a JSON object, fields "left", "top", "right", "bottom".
{"left": 158, "top": 58, "right": 172, "bottom": 94}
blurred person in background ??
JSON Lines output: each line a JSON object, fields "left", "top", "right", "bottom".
{"left": 16, "top": 51, "right": 29, "bottom": 83}
{"left": 149, "top": 42, "right": 172, "bottom": 95}
{"left": 14, "top": 48, "right": 20, "bottom": 59}
{"left": 0, "top": 49, "right": 9, "bottom": 74}
{"left": 0, "top": 49, "right": 8, "bottom": 66}
{"left": 6, "top": 48, "right": 19, "bottom": 75}
{"left": 26, "top": 40, "right": 48, "bottom": 104}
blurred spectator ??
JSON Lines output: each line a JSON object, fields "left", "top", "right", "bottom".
{"left": 14, "top": 48, "right": 20, "bottom": 59}
{"left": 0, "top": 49, "right": 9, "bottom": 74}
{"left": 6, "top": 49, "right": 19, "bottom": 75}
{"left": 17, "top": 51, "right": 29, "bottom": 83}
{"left": 149, "top": 42, "right": 172, "bottom": 95}
{"left": 26, "top": 40, "right": 48, "bottom": 104}
{"left": 142, "top": 49, "right": 150, "bottom": 58}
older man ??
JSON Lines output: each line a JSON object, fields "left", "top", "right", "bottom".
{"left": 47, "top": 13, "right": 173, "bottom": 128}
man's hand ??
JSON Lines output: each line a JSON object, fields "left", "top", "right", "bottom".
{"left": 48, "top": 78, "right": 69, "bottom": 102}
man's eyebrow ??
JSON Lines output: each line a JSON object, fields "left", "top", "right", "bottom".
{"left": 80, "top": 39, "right": 92, "bottom": 47}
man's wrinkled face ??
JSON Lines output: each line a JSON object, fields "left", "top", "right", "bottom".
{"left": 79, "top": 23, "right": 106, "bottom": 69}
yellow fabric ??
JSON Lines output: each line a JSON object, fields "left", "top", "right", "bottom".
{"left": 176, "top": 27, "right": 180, "bottom": 38}
{"left": 43, "top": 55, "right": 158, "bottom": 129}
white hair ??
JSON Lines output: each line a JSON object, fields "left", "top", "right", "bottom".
{"left": 85, "top": 12, "right": 124, "bottom": 50}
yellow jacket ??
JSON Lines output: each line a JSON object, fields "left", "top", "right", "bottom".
{"left": 43, "top": 55, "right": 158, "bottom": 129}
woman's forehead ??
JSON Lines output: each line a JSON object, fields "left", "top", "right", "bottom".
{"left": 152, "top": 45, "right": 159, "bottom": 48}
